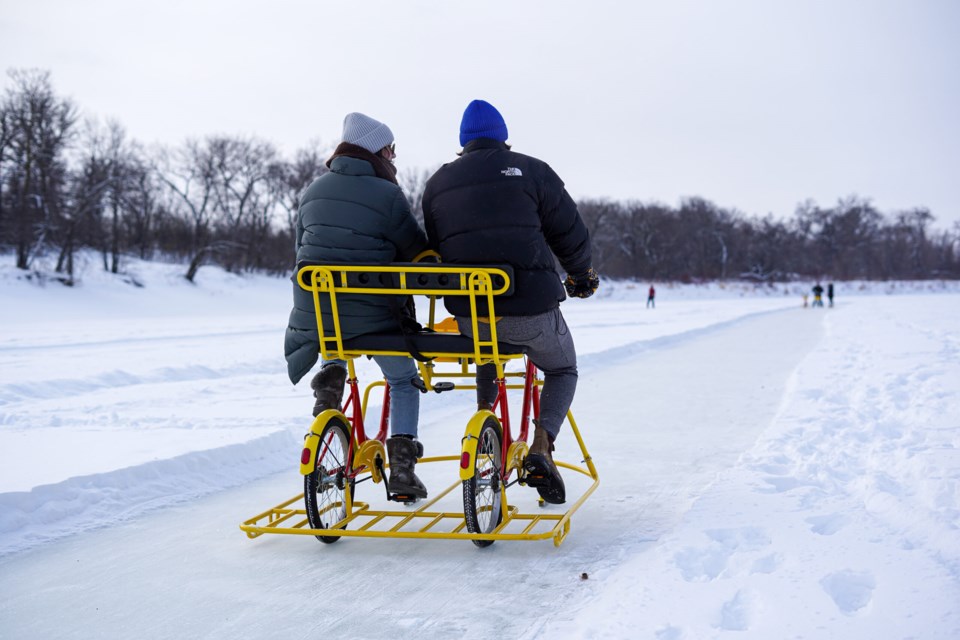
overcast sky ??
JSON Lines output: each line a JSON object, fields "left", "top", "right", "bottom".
{"left": 3, "top": 0, "right": 958, "bottom": 227}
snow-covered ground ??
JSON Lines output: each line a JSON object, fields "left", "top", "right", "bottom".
{"left": 1, "top": 256, "right": 958, "bottom": 639}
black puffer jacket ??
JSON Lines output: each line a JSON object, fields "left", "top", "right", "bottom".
{"left": 422, "top": 139, "right": 591, "bottom": 317}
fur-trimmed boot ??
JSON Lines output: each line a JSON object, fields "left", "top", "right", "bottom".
{"left": 523, "top": 423, "right": 566, "bottom": 504}
{"left": 386, "top": 435, "right": 428, "bottom": 500}
{"left": 310, "top": 363, "right": 347, "bottom": 416}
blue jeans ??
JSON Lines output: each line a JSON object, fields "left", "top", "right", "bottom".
{"left": 323, "top": 356, "right": 420, "bottom": 438}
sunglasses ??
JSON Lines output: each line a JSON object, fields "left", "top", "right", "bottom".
{"left": 386, "top": 143, "right": 396, "bottom": 154}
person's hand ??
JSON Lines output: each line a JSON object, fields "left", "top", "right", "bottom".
{"left": 564, "top": 267, "right": 600, "bottom": 299}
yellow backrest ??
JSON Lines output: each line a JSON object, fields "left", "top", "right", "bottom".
{"left": 296, "top": 262, "right": 515, "bottom": 365}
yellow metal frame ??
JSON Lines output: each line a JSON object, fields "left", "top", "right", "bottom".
{"left": 295, "top": 262, "right": 513, "bottom": 373}
{"left": 241, "top": 261, "right": 600, "bottom": 547}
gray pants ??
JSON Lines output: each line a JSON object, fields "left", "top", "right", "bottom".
{"left": 456, "top": 308, "right": 577, "bottom": 439}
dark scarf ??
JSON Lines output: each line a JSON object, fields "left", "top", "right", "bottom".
{"left": 326, "top": 142, "right": 398, "bottom": 185}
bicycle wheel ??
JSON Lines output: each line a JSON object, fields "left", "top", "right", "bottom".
{"left": 304, "top": 417, "right": 352, "bottom": 544}
{"left": 462, "top": 417, "right": 504, "bottom": 548}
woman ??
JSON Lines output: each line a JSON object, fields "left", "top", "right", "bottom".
{"left": 284, "top": 112, "right": 428, "bottom": 499}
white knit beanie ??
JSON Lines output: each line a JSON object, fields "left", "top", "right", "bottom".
{"left": 341, "top": 112, "right": 394, "bottom": 154}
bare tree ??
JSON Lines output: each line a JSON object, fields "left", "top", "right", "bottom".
{"left": 271, "top": 141, "right": 330, "bottom": 242}
{"left": 201, "top": 135, "right": 281, "bottom": 271}
{"left": 399, "top": 166, "right": 435, "bottom": 226}
{"left": 155, "top": 139, "right": 218, "bottom": 281}
{"left": 121, "top": 153, "right": 161, "bottom": 261}
{"left": 0, "top": 98, "right": 13, "bottom": 249}
{"left": 207, "top": 137, "right": 276, "bottom": 230}
{"left": 1, "top": 69, "right": 77, "bottom": 269}
{"left": 577, "top": 199, "right": 623, "bottom": 274}
{"left": 738, "top": 215, "right": 796, "bottom": 281}
{"left": 60, "top": 122, "right": 110, "bottom": 282}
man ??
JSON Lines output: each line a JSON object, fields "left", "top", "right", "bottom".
{"left": 647, "top": 284, "right": 656, "bottom": 309}
{"left": 284, "top": 112, "right": 429, "bottom": 500}
{"left": 422, "top": 99, "right": 598, "bottom": 505}
{"left": 812, "top": 282, "right": 824, "bottom": 307}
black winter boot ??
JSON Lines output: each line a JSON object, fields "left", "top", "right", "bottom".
{"left": 386, "top": 436, "right": 428, "bottom": 500}
{"left": 310, "top": 364, "right": 347, "bottom": 416}
{"left": 523, "top": 424, "right": 566, "bottom": 504}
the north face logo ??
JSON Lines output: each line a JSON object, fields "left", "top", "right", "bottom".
{"left": 501, "top": 167, "right": 522, "bottom": 177}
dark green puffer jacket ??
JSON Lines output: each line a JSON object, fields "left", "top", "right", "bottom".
{"left": 284, "top": 155, "right": 427, "bottom": 384}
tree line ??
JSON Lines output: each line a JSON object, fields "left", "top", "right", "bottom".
{"left": 2, "top": 69, "right": 958, "bottom": 285}
{"left": 579, "top": 196, "right": 958, "bottom": 282}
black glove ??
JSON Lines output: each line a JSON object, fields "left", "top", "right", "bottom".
{"left": 564, "top": 267, "right": 600, "bottom": 299}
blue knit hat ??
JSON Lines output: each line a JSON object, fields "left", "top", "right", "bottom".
{"left": 459, "top": 100, "right": 508, "bottom": 147}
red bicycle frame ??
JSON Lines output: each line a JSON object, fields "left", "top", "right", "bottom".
{"left": 336, "top": 357, "right": 539, "bottom": 483}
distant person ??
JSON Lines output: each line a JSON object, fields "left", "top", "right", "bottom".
{"left": 812, "top": 282, "right": 824, "bottom": 307}
{"left": 647, "top": 284, "right": 656, "bottom": 309}
{"left": 827, "top": 282, "right": 834, "bottom": 307}
{"left": 284, "top": 112, "right": 429, "bottom": 500}
{"left": 422, "top": 99, "right": 597, "bottom": 505}
{"left": 802, "top": 293, "right": 809, "bottom": 308}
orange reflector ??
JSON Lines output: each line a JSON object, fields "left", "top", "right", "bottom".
{"left": 301, "top": 448, "right": 312, "bottom": 465}
{"left": 460, "top": 452, "right": 471, "bottom": 468}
